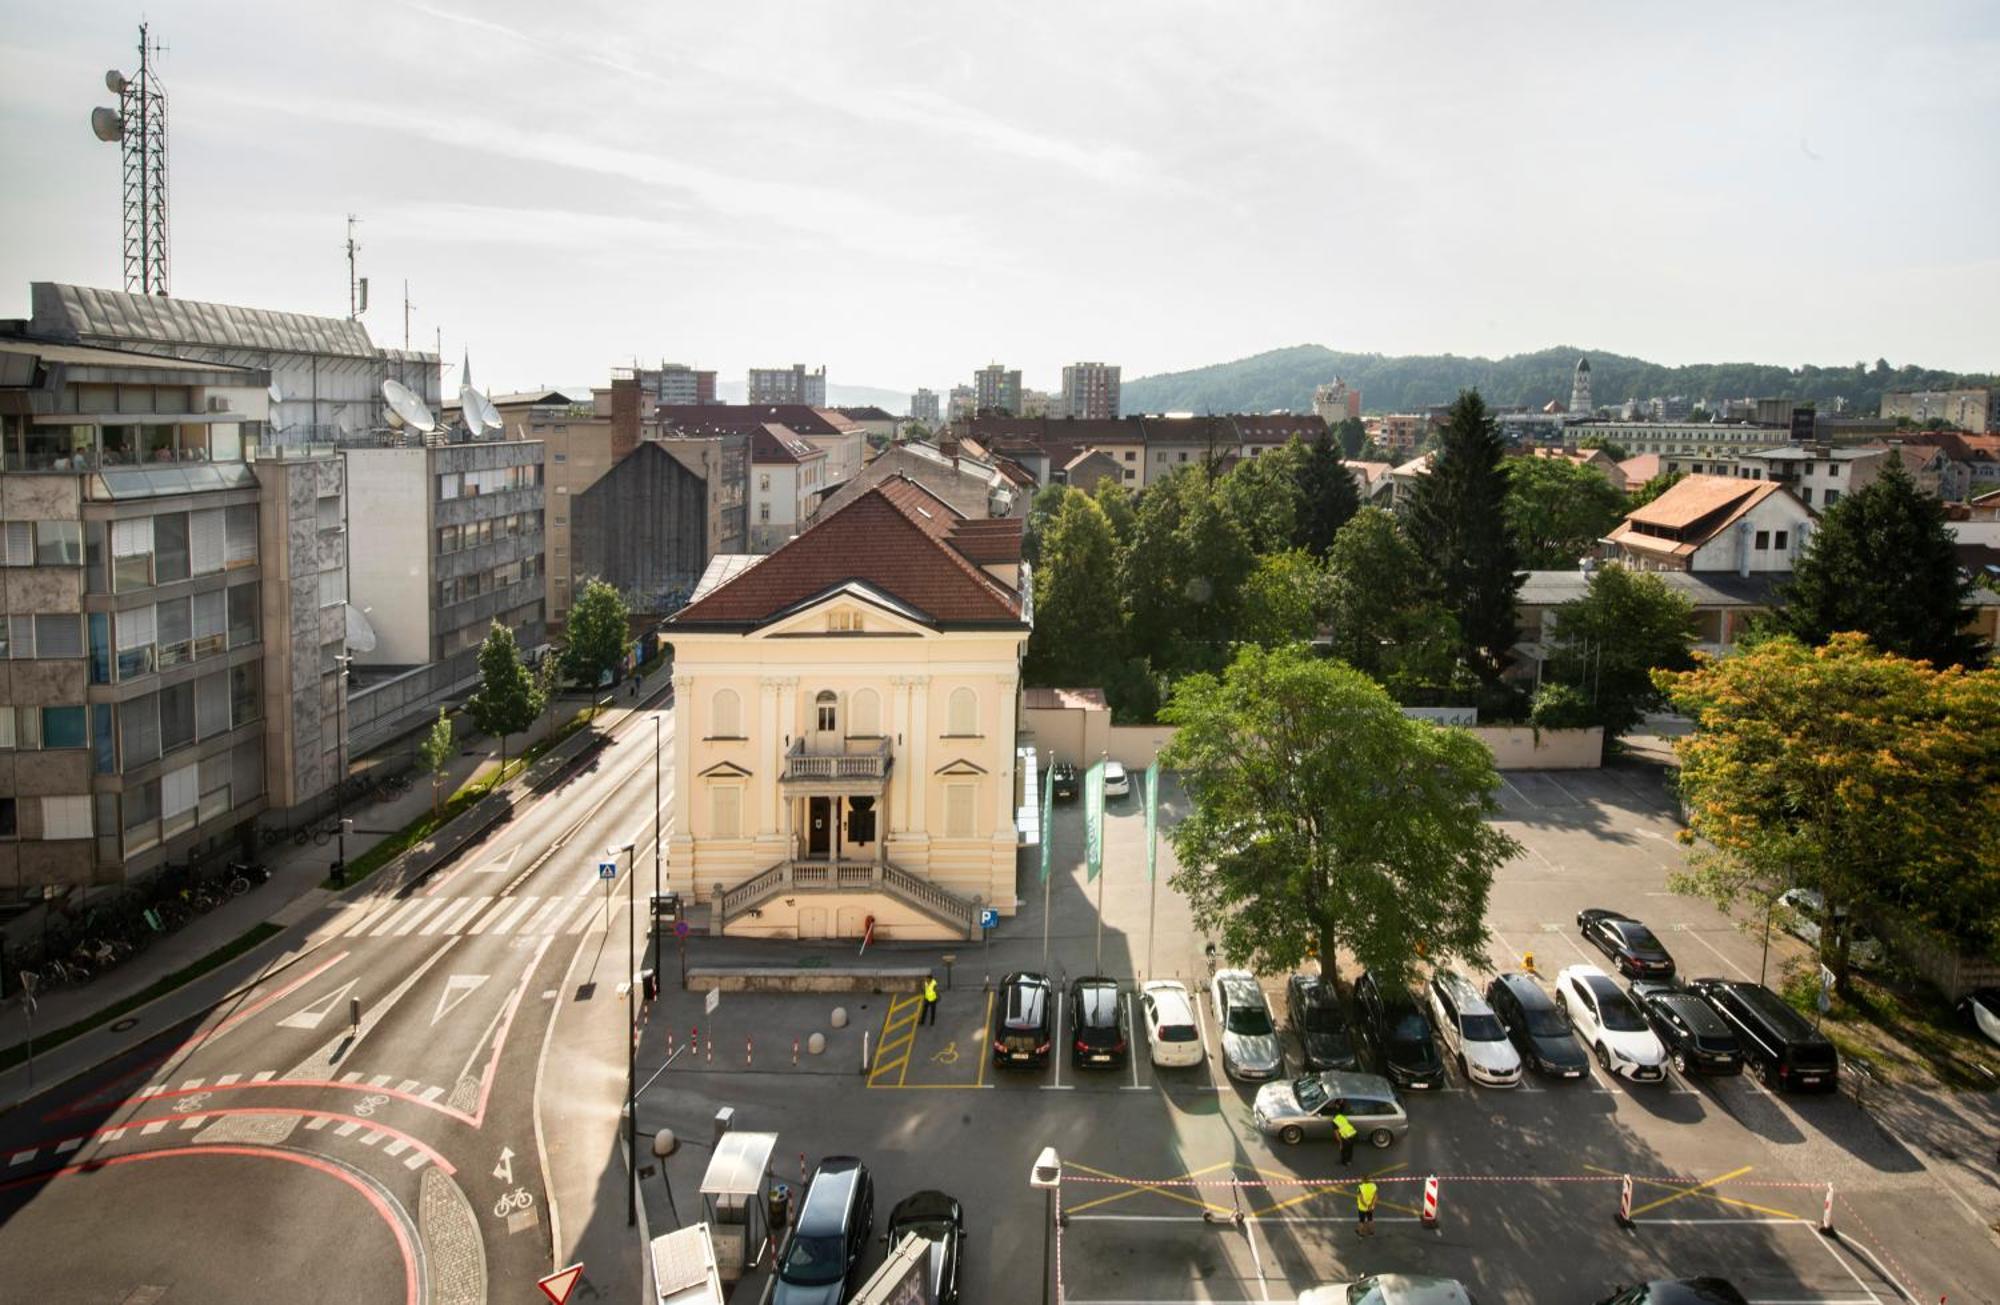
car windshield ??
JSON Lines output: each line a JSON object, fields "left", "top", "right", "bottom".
{"left": 1293, "top": 1076, "right": 1330, "bottom": 1111}
{"left": 1461, "top": 1012, "right": 1506, "bottom": 1041}
{"left": 1523, "top": 1007, "right": 1569, "bottom": 1038}
{"left": 1226, "top": 1000, "right": 1273, "bottom": 1037}
{"left": 779, "top": 1234, "right": 846, "bottom": 1285}
{"left": 1620, "top": 924, "right": 1662, "bottom": 951}
{"left": 1389, "top": 1010, "right": 1431, "bottom": 1044}
{"left": 1596, "top": 989, "right": 1647, "bottom": 1032}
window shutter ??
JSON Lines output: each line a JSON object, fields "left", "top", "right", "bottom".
{"left": 42, "top": 795, "right": 94, "bottom": 839}
{"left": 120, "top": 696, "right": 160, "bottom": 766}
{"left": 190, "top": 508, "right": 226, "bottom": 575}
{"left": 161, "top": 763, "right": 199, "bottom": 819}
{"left": 34, "top": 614, "right": 82, "bottom": 659}
{"left": 196, "top": 672, "right": 230, "bottom": 738}
{"left": 192, "top": 590, "right": 226, "bottom": 639}
{"left": 0, "top": 710, "right": 13, "bottom": 748}
{"left": 4, "top": 521, "right": 33, "bottom": 565}
{"left": 224, "top": 506, "right": 256, "bottom": 566}
{"left": 112, "top": 517, "right": 153, "bottom": 557}
{"left": 157, "top": 598, "right": 192, "bottom": 647}
{"left": 116, "top": 605, "right": 156, "bottom": 650}
{"left": 9, "top": 615, "right": 34, "bottom": 659}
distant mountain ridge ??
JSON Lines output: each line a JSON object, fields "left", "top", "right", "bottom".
{"left": 1119, "top": 344, "right": 1992, "bottom": 418}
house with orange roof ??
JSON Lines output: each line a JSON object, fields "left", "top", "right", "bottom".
{"left": 1604, "top": 474, "right": 1814, "bottom": 575}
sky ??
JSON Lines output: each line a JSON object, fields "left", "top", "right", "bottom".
{"left": 2, "top": 1, "right": 1996, "bottom": 401}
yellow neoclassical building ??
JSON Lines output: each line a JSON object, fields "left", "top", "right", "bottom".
{"left": 664, "top": 475, "right": 1030, "bottom": 940}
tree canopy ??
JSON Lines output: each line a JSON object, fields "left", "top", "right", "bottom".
{"left": 1504, "top": 455, "right": 1630, "bottom": 569}
{"left": 417, "top": 708, "right": 454, "bottom": 820}
{"left": 1324, "top": 508, "right": 1460, "bottom": 701}
{"left": 1293, "top": 432, "right": 1361, "bottom": 558}
{"left": 1402, "top": 391, "right": 1524, "bottom": 686}
{"left": 466, "top": 621, "right": 545, "bottom": 771}
{"left": 1238, "top": 549, "right": 1327, "bottom": 648}
{"left": 1161, "top": 645, "right": 1519, "bottom": 983}
{"left": 1544, "top": 563, "right": 1696, "bottom": 752}
{"left": 1120, "top": 465, "right": 1255, "bottom": 676}
{"left": 563, "top": 577, "right": 632, "bottom": 715}
{"left": 1025, "top": 491, "right": 1124, "bottom": 686}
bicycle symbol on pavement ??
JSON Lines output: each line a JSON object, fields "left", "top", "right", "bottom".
{"left": 354, "top": 1094, "right": 389, "bottom": 1118}
{"left": 171, "top": 1092, "right": 212, "bottom": 1113}
{"left": 494, "top": 1186, "right": 536, "bottom": 1217}
{"left": 930, "top": 1041, "right": 960, "bottom": 1065}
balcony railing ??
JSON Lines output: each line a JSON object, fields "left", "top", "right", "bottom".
{"left": 781, "top": 737, "right": 892, "bottom": 782}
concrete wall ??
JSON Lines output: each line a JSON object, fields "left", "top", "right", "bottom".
{"left": 1465, "top": 726, "right": 1603, "bottom": 769}
{"left": 342, "top": 448, "right": 430, "bottom": 665}
{"left": 257, "top": 455, "right": 348, "bottom": 807}
{"left": 573, "top": 444, "right": 709, "bottom": 615}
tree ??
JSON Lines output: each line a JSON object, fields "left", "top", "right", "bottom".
{"left": 1092, "top": 480, "right": 1137, "bottom": 550}
{"left": 1293, "top": 432, "right": 1361, "bottom": 558}
{"left": 1219, "top": 440, "right": 1305, "bottom": 555}
{"left": 1323, "top": 508, "right": 1461, "bottom": 700}
{"left": 1627, "top": 470, "right": 1683, "bottom": 510}
{"left": 1402, "top": 390, "right": 1524, "bottom": 686}
{"left": 1161, "top": 645, "right": 1520, "bottom": 982}
{"left": 1503, "top": 455, "right": 1630, "bottom": 569}
{"left": 563, "top": 577, "right": 632, "bottom": 718}
{"left": 466, "top": 621, "right": 545, "bottom": 775}
{"left": 1121, "top": 466, "right": 1254, "bottom": 676}
{"left": 417, "top": 707, "right": 455, "bottom": 821}
{"left": 1025, "top": 492, "right": 1125, "bottom": 686}
{"left": 1656, "top": 634, "right": 2000, "bottom": 989}
{"left": 1576, "top": 435, "right": 1629, "bottom": 461}
{"left": 1022, "top": 483, "right": 1072, "bottom": 566}
{"left": 1543, "top": 564, "right": 1696, "bottom": 754}
{"left": 1778, "top": 460, "right": 1985, "bottom": 668}
{"left": 1334, "top": 416, "right": 1367, "bottom": 460}
{"left": 1238, "top": 550, "right": 1326, "bottom": 648}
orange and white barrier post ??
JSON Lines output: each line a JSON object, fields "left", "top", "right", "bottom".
{"left": 793, "top": 1038, "right": 800, "bottom": 1067}
{"left": 1421, "top": 1176, "right": 1439, "bottom": 1227}
{"left": 1616, "top": 1174, "right": 1634, "bottom": 1227}
{"left": 746, "top": 1035, "right": 753, "bottom": 1067}
{"left": 1819, "top": 1182, "right": 1834, "bottom": 1235}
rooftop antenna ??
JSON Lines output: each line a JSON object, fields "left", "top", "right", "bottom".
{"left": 91, "top": 23, "right": 171, "bottom": 296}
{"left": 346, "top": 215, "right": 367, "bottom": 319}
{"left": 402, "top": 279, "right": 412, "bottom": 350}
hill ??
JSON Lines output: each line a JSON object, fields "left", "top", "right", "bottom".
{"left": 1119, "top": 344, "right": 1991, "bottom": 418}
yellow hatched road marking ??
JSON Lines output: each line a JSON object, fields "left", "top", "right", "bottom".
{"left": 1063, "top": 1160, "right": 1238, "bottom": 1217}
{"left": 868, "top": 996, "right": 925, "bottom": 1087}
{"left": 1583, "top": 1163, "right": 1799, "bottom": 1221}
{"left": 1244, "top": 1161, "right": 1409, "bottom": 1218}
{"left": 974, "top": 991, "right": 994, "bottom": 1089}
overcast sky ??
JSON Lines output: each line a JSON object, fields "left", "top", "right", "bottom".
{"left": 3, "top": 1, "right": 1995, "bottom": 398}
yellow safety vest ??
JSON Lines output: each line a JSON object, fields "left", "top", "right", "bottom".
{"left": 1333, "top": 1114, "right": 1356, "bottom": 1141}
{"left": 1357, "top": 1182, "right": 1378, "bottom": 1213}
{"left": 924, "top": 979, "right": 938, "bottom": 1002}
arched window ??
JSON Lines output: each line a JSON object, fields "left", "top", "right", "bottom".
{"left": 850, "top": 688, "right": 881, "bottom": 736}
{"left": 711, "top": 688, "right": 741, "bottom": 737}
{"left": 815, "top": 689, "right": 839, "bottom": 734}
{"left": 947, "top": 687, "right": 978, "bottom": 736}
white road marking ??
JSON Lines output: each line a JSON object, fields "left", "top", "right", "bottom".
{"left": 382, "top": 1138, "right": 409, "bottom": 1157}
{"left": 337, "top": 900, "right": 399, "bottom": 938}
{"left": 432, "top": 974, "right": 490, "bottom": 1025}
{"left": 420, "top": 1085, "right": 445, "bottom": 1103}
{"left": 251, "top": 1071, "right": 275, "bottom": 1083}
{"left": 491, "top": 896, "right": 541, "bottom": 934}
{"left": 178, "top": 1116, "right": 206, "bottom": 1130}
{"left": 395, "top": 1078, "right": 421, "bottom": 1094}
{"left": 276, "top": 979, "right": 360, "bottom": 1031}
{"left": 1680, "top": 928, "right": 1754, "bottom": 980}
{"left": 367, "top": 1074, "right": 392, "bottom": 1088}
{"left": 392, "top": 898, "right": 450, "bottom": 936}
{"left": 365, "top": 899, "right": 426, "bottom": 937}
{"left": 101, "top": 1128, "right": 126, "bottom": 1142}
{"left": 521, "top": 898, "right": 568, "bottom": 935}
{"left": 305, "top": 1116, "right": 333, "bottom": 1131}
{"left": 9, "top": 1150, "right": 35, "bottom": 1165}
{"left": 1128, "top": 994, "right": 1143, "bottom": 1091}
{"left": 340, "top": 1071, "right": 363, "bottom": 1084}
{"left": 538, "top": 898, "right": 583, "bottom": 934}
{"left": 141, "top": 1121, "right": 168, "bottom": 1136}
{"left": 567, "top": 906, "right": 594, "bottom": 934}
{"left": 465, "top": 897, "right": 514, "bottom": 934}
{"left": 422, "top": 897, "right": 485, "bottom": 935}
{"left": 334, "top": 1121, "right": 361, "bottom": 1137}
{"left": 216, "top": 1074, "right": 241, "bottom": 1086}
{"left": 179, "top": 1079, "right": 204, "bottom": 1091}
{"left": 53, "top": 1138, "right": 81, "bottom": 1154}
{"left": 404, "top": 1153, "right": 428, "bottom": 1170}
{"left": 358, "top": 1130, "right": 384, "bottom": 1146}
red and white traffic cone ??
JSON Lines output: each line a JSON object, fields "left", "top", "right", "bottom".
{"left": 1616, "top": 1174, "right": 1634, "bottom": 1228}
{"left": 1421, "top": 1176, "right": 1439, "bottom": 1227}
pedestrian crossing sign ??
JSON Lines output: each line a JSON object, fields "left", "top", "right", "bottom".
{"left": 598, "top": 861, "right": 617, "bottom": 880}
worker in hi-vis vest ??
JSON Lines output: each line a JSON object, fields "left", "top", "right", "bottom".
{"left": 1355, "top": 1180, "right": 1378, "bottom": 1237}
{"left": 1331, "top": 1099, "right": 1357, "bottom": 1166}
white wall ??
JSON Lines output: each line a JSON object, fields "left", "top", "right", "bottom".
{"left": 1688, "top": 497, "right": 1814, "bottom": 573}
{"left": 342, "top": 448, "right": 430, "bottom": 665}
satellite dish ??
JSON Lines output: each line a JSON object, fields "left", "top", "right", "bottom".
{"left": 90, "top": 107, "right": 124, "bottom": 142}
{"left": 381, "top": 379, "right": 436, "bottom": 432}
{"left": 105, "top": 70, "right": 127, "bottom": 94}
{"left": 343, "top": 604, "right": 379, "bottom": 654}
{"left": 461, "top": 385, "right": 502, "bottom": 436}
{"left": 267, "top": 382, "right": 283, "bottom": 407}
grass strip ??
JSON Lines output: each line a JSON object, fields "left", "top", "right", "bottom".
{"left": 0, "top": 921, "right": 284, "bottom": 1073}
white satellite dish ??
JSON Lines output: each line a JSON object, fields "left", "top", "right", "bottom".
{"left": 90, "top": 107, "right": 124, "bottom": 142}
{"left": 105, "top": 70, "right": 128, "bottom": 94}
{"left": 343, "top": 604, "right": 379, "bottom": 654}
{"left": 461, "top": 385, "right": 502, "bottom": 436}
{"left": 381, "top": 379, "right": 436, "bottom": 432}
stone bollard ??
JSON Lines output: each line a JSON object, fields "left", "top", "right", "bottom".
{"left": 807, "top": 1032, "right": 826, "bottom": 1056}
{"left": 830, "top": 1006, "right": 849, "bottom": 1029}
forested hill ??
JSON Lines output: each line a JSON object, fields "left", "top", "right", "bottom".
{"left": 1119, "top": 344, "right": 1990, "bottom": 417}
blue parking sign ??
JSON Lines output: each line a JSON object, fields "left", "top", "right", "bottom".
{"left": 980, "top": 908, "right": 999, "bottom": 930}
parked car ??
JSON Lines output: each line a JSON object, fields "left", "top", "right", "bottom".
{"left": 1959, "top": 987, "right": 2000, "bottom": 1048}
{"left": 774, "top": 1156, "right": 875, "bottom": 1305}
{"left": 1577, "top": 908, "right": 1678, "bottom": 980}
{"left": 1140, "top": 979, "right": 1206, "bottom": 1068}
{"left": 1554, "top": 964, "right": 1668, "bottom": 1083}
{"left": 1210, "top": 969, "right": 1283, "bottom": 1081}
{"left": 1628, "top": 980, "right": 1743, "bottom": 1077}
{"left": 1286, "top": 972, "right": 1359, "bottom": 1071}
{"left": 1595, "top": 1279, "right": 1750, "bottom": 1305}
{"left": 991, "top": 972, "right": 1054, "bottom": 1069}
{"left": 883, "top": 1190, "right": 963, "bottom": 1305}
{"left": 1069, "top": 976, "right": 1129, "bottom": 1070}
{"left": 1101, "top": 760, "right": 1131, "bottom": 798}
{"left": 1252, "top": 1069, "right": 1407, "bottom": 1149}
{"left": 1485, "top": 972, "right": 1589, "bottom": 1080}
{"left": 1427, "top": 969, "right": 1522, "bottom": 1087}
{"left": 1050, "top": 763, "right": 1079, "bottom": 802}
{"left": 1353, "top": 970, "right": 1446, "bottom": 1091}
{"left": 1684, "top": 977, "right": 1839, "bottom": 1092}
{"left": 1777, "top": 887, "right": 1883, "bottom": 968}
{"left": 1300, "top": 1274, "right": 1478, "bottom": 1305}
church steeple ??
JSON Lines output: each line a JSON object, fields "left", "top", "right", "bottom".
{"left": 1569, "top": 356, "right": 1593, "bottom": 416}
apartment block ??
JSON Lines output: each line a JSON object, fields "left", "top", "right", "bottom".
{"left": 1059, "top": 363, "right": 1121, "bottom": 421}
{"left": 909, "top": 388, "right": 940, "bottom": 427}
{"left": 747, "top": 364, "right": 826, "bottom": 407}
{"left": 1880, "top": 388, "right": 1997, "bottom": 434}
{"left": 973, "top": 364, "right": 1023, "bottom": 417}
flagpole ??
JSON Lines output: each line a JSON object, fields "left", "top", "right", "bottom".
{"left": 1040, "top": 755, "right": 1055, "bottom": 975}
{"left": 1144, "top": 752, "right": 1159, "bottom": 984}
{"left": 1093, "top": 751, "right": 1107, "bottom": 975}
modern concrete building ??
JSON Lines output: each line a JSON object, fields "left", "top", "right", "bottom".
{"left": 1312, "top": 379, "right": 1361, "bottom": 425}
{"left": 653, "top": 430, "right": 750, "bottom": 561}
{"left": 973, "top": 364, "right": 1022, "bottom": 417}
{"left": 946, "top": 386, "right": 976, "bottom": 423}
{"left": 1060, "top": 363, "right": 1120, "bottom": 421}
{"left": 908, "top": 388, "right": 940, "bottom": 427}
{"left": 747, "top": 364, "right": 826, "bottom": 407}
{"left": 1563, "top": 420, "right": 1795, "bottom": 477}
{"left": 571, "top": 442, "right": 710, "bottom": 615}
{"left": 633, "top": 363, "right": 717, "bottom": 407}
{"left": 1731, "top": 444, "right": 1888, "bottom": 509}
{"left": 1880, "top": 387, "right": 1997, "bottom": 434}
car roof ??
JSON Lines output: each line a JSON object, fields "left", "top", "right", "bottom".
{"left": 887, "top": 1190, "right": 961, "bottom": 1228}
{"left": 799, "top": 1159, "right": 865, "bottom": 1233}
{"left": 1433, "top": 970, "right": 1488, "bottom": 1006}
{"left": 1003, "top": 971, "right": 1052, "bottom": 989}
{"left": 1317, "top": 1069, "right": 1399, "bottom": 1101}
{"left": 1641, "top": 1279, "right": 1751, "bottom": 1305}
{"left": 1104, "top": 760, "right": 1127, "bottom": 773}
{"left": 1220, "top": 975, "right": 1262, "bottom": 1001}
{"left": 1492, "top": 972, "right": 1558, "bottom": 1010}
{"left": 1291, "top": 972, "right": 1336, "bottom": 1001}
{"left": 1583, "top": 907, "right": 1636, "bottom": 922}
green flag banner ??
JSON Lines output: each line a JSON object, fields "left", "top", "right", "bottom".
{"left": 1144, "top": 758, "right": 1160, "bottom": 882}
{"left": 1039, "top": 755, "right": 1055, "bottom": 883}
{"left": 1084, "top": 759, "right": 1106, "bottom": 881}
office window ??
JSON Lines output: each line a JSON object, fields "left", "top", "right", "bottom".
{"left": 230, "top": 662, "right": 261, "bottom": 727}
{"left": 945, "top": 783, "right": 976, "bottom": 838}
{"left": 196, "top": 671, "right": 231, "bottom": 738}
{"left": 439, "top": 472, "right": 461, "bottom": 500}
{"left": 192, "top": 589, "right": 226, "bottom": 658}
{"left": 122, "top": 778, "right": 161, "bottom": 853}
{"left": 116, "top": 605, "right": 158, "bottom": 679}
{"left": 93, "top": 704, "right": 115, "bottom": 774}
{"left": 154, "top": 512, "right": 191, "bottom": 583}
{"left": 159, "top": 681, "right": 196, "bottom": 754}
{"left": 112, "top": 516, "right": 153, "bottom": 591}
{"left": 0, "top": 710, "right": 12, "bottom": 748}
{"left": 190, "top": 508, "right": 225, "bottom": 575}
{"left": 121, "top": 694, "right": 160, "bottom": 766}
{"left": 317, "top": 495, "right": 342, "bottom": 531}
{"left": 41, "top": 706, "right": 86, "bottom": 749}
{"left": 1, "top": 519, "right": 32, "bottom": 566}
{"left": 947, "top": 687, "right": 978, "bottom": 735}
{"left": 711, "top": 786, "right": 742, "bottom": 838}
{"left": 224, "top": 506, "right": 257, "bottom": 568}
{"left": 161, "top": 762, "right": 199, "bottom": 838}
{"left": 34, "top": 613, "right": 82, "bottom": 660}
{"left": 156, "top": 597, "right": 192, "bottom": 667}
{"left": 35, "top": 521, "right": 82, "bottom": 566}
{"left": 3, "top": 614, "right": 26, "bottom": 659}
{"left": 40, "top": 795, "right": 93, "bottom": 840}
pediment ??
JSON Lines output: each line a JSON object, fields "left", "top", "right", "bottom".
{"left": 934, "top": 757, "right": 988, "bottom": 776}
{"left": 698, "top": 760, "right": 753, "bottom": 779}
{"left": 758, "top": 581, "right": 933, "bottom": 639}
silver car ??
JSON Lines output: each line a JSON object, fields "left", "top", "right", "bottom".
{"left": 1300, "top": 1275, "right": 1477, "bottom": 1305}
{"left": 1253, "top": 1070, "right": 1408, "bottom": 1148}
{"left": 1211, "top": 969, "right": 1283, "bottom": 1080}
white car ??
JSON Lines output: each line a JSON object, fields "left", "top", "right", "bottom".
{"left": 1140, "top": 980, "right": 1206, "bottom": 1068}
{"left": 1102, "top": 761, "right": 1131, "bottom": 798}
{"left": 1554, "top": 964, "right": 1667, "bottom": 1083}
{"left": 1299, "top": 1274, "right": 1475, "bottom": 1305}
{"left": 1777, "top": 888, "right": 1884, "bottom": 968}
{"left": 1426, "top": 970, "right": 1522, "bottom": 1087}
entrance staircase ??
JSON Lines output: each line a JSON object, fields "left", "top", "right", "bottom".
{"left": 717, "top": 859, "right": 978, "bottom": 938}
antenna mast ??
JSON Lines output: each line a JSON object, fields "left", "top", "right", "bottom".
{"left": 403, "top": 279, "right": 412, "bottom": 350}
{"left": 346, "top": 215, "right": 367, "bottom": 319}
{"left": 92, "top": 24, "right": 170, "bottom": 296}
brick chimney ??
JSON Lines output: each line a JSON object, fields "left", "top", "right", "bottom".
{"left": 609, "top": 375, "right": 640, "bottom": 461}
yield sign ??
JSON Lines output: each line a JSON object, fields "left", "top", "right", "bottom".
{"left": 431, "top": 974, "right": 489, "bottom": 1026}
{"left": 278, "top": 979, "right": 360, "bottom": 1031}
{"left": 538, "top": 1264, "right": 584, "bottom": 1305}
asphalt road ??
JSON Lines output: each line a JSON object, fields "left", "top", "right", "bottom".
{"left": 0, "top": 705, "right": 673, "bottom": 1305}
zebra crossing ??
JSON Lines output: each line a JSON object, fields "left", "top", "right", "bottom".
{"left": 328, "top": 889, "right": 604, "bottom": 940}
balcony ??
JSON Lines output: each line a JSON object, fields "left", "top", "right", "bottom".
{"left": 780, "top": 737, "right": 892, "bottom": 787}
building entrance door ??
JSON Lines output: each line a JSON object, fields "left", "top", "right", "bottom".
{"left": 808, "top": 796, "right": 832, "bottom": 858}
{"left": 799, "top": 907, "right": 829, "bottom": 939}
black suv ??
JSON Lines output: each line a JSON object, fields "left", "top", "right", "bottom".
{"left": 1596, "top": 1279, "right": 1750, "bottom": 1305}
{"left": 992, "top": 972, "right": 1055, "bottom": 1068}
{"left": 774, "top": 1156, "right": 875, "bottom": 1305}
{"left": 1629, "top": 981, "right": 1742, "bottom": 1077}
{"left": 1286, "top": 972, "right": 1359, "bottom": 1071}
{"left": 1353, "top": 970, "right": 1445, "bottom": 1090}
{"left": 1070, "top": 976, "right": 1129, "bottom": 1069}
{"left": 1685, "top": 977, "right": 1838, "bottom": 1092}
{"left": 1486, "top": 971, "right": 1588, "bottom": 1079}
{"left": 1050, "top": 763, "right": 1079, "bottom": 802}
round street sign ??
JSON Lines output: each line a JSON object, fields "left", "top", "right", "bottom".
{"left": 674, "top": 920, "right": 691, "bottom": 939}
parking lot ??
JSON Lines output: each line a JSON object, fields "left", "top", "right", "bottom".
{"left": 635, "top": 762, "right": 1999, "bottom": 1303}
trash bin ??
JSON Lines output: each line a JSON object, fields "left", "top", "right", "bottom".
{"left": 642, "top": 969, "right": 660, "bottom": 1002}
{"left": 767, "top": 1182, "right": 792, "bottom": 1234}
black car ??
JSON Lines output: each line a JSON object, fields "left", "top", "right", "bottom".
{"left": 1050, "top": 763, "right": 1079, "bottom": 803}
{"left": 774, "top": 1156, "right": 875, "bottom": 1305}
{"left": 991, "top": 971, "right": 1054, "bottom": 1068}
{"left": 884, "top": 1190, "right": 964, "bottom": 1305}
{"left": 1578, "top": 908, "right": 1678, "bottom": 980}
{"left": 1684, "top": 976, "right": 1839, "bottom": 1092}
{"left": 1286, "top": 972, "right": 1359, "bottom": 1071}
{"left": 1070, "top": 976, "right": 1129, "bottom": 1069}
{"left": 1629, "top": 980, "right": 1743, "bottom": 1077}
{"left": 1596, "top": 1278, "right": 1750, "bottom": 1305}
{"left": 1485, "top": 972, "right": 1588, "bottom": 1079}
{"left": 1353, "top": 970, "right": 1446, "bottom": 1090}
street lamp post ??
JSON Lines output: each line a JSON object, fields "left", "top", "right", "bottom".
{"left": 653, "top": 713, "right": 663, "bottom": 971}
{"left": 612, "top": 838, "right": 638, "bottom": 1227}
{"left": 1029, "top": 1146, "right": 1061, "bottom": 1305}
{"left": 333, "top": 653, "right": 353, "bottom": 885}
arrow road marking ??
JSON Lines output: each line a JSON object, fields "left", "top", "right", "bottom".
{"left": 494, "top": 1146, "right": 514, "bottom": 1184}
{"left": 277, "top": 980, "right": 361, "bottom": 1031}
{"left": 432, "top": 974, "right": 490, "bottom": 1026}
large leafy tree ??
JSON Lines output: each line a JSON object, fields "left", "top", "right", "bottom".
{"left": 1324, "top": 508, "right": 1460, "bottom": 700}
{"left": 1025, "top": 491, "right": 1124, "bottom": 686}
{"left": 1778, "top": 460, "right": 1985, "bottom": 668}
{"left": 1334, "top": 416, "right": 1367, "bottom": 460}
{"left": 466, "top": 621, "right": 545, "bottom": 774}
{"left": 1092, "top": 479, "right": 1137, "bottom": 550}
{"left": 1544, "top": 563, "right": 1696, "bottom": 754}
{"left": 1022, "top": 483, "right": 1072, "bottom": 566}
{"left": 1238, "top": 549, "right": 1326, "bottom": 648}
{"left": 563, "top": 577, "right": 632, "bottom": 718}
{"left": 1504, "top": 455, "right": 1630, "bottom": 569}
{"left": 1293, "top": 432, "right": 1362, "bottom": 558}
{"left": 1402, "top": 390, "right": 1524, "bottom": 686}
{"left": 1219, "top": 440, "right": 1306, "bottom": 555}
{"left": 1121, "top": 466, "right": 1254, "bottom": 676}
{"left": 1162, "top": 645, "right": 1519, "bottom": 982}
{"left": 1657, "top": 633, "right": 2000, "bottom": 988}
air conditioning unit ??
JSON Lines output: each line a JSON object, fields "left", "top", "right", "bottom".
{"left": 206, "top": 395, "right": 234, "bottom": 413}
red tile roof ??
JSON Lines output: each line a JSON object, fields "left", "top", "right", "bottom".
{"left": 670, "top": 475, "right": 1023, "bottom": 629}
{"left": 749, "top": 424, "right": 824, "bottom": 464}
{"left": 657, "top": 404, "right": 862, "bottom": 437}
{"left": 949, "top": 517, "right": 1025, "bottom": 564}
